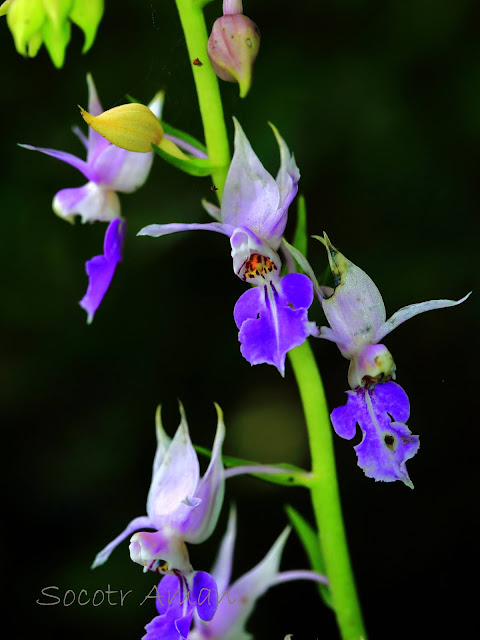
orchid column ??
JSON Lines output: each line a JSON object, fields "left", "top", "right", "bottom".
{"left": 173, "top": 1, "right": 367, "bottom": 639}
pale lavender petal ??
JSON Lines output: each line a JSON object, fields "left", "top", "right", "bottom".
{"left": 79, "top": 218, "right": 126, "bottom": 324}
{"left": 234, "top": 273, "right": 315, "bottom": 375}
{"left": 148, "top": 91, "right": 165, "bottom": 120}
{"left": 147, "top": 405, "right": 200, "bottom": 524}
{"left": 331, "top": 382, "right": 419, "bottom": 488}
{"left": 138, "top": 222, "right": 232, "bottom": 238}
{"left": 152, "top": 407, "right": 172, "bottom": 477}
{"left": 221, "top": 119, "right": 280, "bottom": 246}
{"left": 91, "top": 515, "right": 153, "bottom": 569}
{"left": 205, "top": 528, "right": 290, "bottom": 639}
{"left": 93, "top": 144, "right": 155, "bottom": 192}
{"left": 86, "top": 73, "right": 110, "bottom": 164}
{"left": 19, "top": 144, "right": 96, "bottom": 181}
{"left": 181, "top": 406, "right": 225, "bottom": 544}
{"left": 72, "top": 125, "right": 89, "bottom": 149}
{"left": 202, "top": 199, "right": 222, "bottom": 221}
{"left": 53, "top": 182, "right": 121, "bottom": 223}
{"left": 373, "top": 293, "right": 471, "bottom": 343}
{"left": 320, "top": 236, "right": 386, "bottom": 357}
{"left": 192, "top": 572, "right": 218, "bottom": 622}
{"left": 210, "top": 506, "right": 237, "bottom": 595}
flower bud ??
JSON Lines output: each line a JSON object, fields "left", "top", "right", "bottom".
{"left": 207, "top": 12, "right": 260, "bottom": 98}
{"left": 80, "top": 102, "right": 164, "bottom": 153}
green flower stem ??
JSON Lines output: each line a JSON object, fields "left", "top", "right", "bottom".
{"left": 288, "top": 341, "right": 367, "bottom": 640}
{"left": 175, "top": 0, "right": 231, "bottom": 199}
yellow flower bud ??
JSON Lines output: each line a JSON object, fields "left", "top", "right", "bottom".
{"left": 79, "top": 103, "right": 164, "bottom": 153}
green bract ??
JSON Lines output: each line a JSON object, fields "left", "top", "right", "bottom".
{"left": 0, "top": 0, "right": 104, "bottom": 67}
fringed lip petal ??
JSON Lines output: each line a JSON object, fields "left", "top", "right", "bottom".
{"left": 53, "top": 182, "right": 121, "bottom": 223}
{"left": 147, "top": 406, "right": 201, "bottom": 525}
{"left": 234, "top": 273, "right": 317, "bottom": 375}
{"left": 19, "top": 143, "right": 97, "bottom": 181}
{"left": 331, "top": 381, "right": 419, "bottom": 488}
{"left": 91, "top": 515, "right": 154, "bottom": 569}
{"left": 79, "top": 217, "right": 126, "bottom": 324}
{"left": 181, "top": 405, "right": 226, "bottom": 544}
{"left": 138, "top": 221, "right": 232, "bottom": 239}
{"left": 221, "top": 118, "right": 280, "bottom": 245}
{"left": 372, "top": 292, "right": 471, "bottom": 343}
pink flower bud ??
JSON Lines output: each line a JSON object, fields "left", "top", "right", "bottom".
{"left": 207, "top": 13, "right": 260, "bottom": 98}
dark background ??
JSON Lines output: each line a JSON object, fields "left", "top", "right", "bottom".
{"left": 1, "top": 1, "right": 478, "bottom": 638}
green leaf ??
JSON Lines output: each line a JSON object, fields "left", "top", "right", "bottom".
{"left": 292, "top": 194, "right": 308, "bottom": 258}
{"left": 151, "top": 142, "right": 214, "bottom": 177}
{"left": 285, "top": 505, "right": 333, "bottom": 609}
{"left": 195, "top": 445, "right": 311, "bottom": 487}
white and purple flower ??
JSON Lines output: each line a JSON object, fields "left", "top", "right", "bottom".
{"left": 317, "top": 234, "right": 470, "bottom": 487}
{"left": 144, "top": 507, "right": 327, "bottom": 640}
{"left": 20, "top": 74, "right": 163, "bottom": 322}
{"left": 92, "top": 404, "right": 226, "bottom": 577}
{"left": 138, "top": 119, "right": 318, "bottom": 375}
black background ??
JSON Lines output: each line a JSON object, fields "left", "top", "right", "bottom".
{"left": 1, "top": 1, "right": 478, "bottom": 639}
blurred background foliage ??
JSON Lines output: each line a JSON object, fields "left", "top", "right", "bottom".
{"left": 1, "top": 0, "right": 477, "bottom": 638}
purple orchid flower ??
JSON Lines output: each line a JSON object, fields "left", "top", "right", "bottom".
{"left": 144, "top": 507, "right": 328, "bottom": 640}
{"left": 138, "top": 119, "right": 318, "bottom": 375}
{"left": 143, "top": 571, "right": 218, "bottom": 640}
{"left": 316, "top": 234, "right": 470, "bottom": 487}
{"left": 20, "top": 74, "right": 163, "bottom": 323}
{"left": 92, "top": 404, "right": 226, "bottom": 577}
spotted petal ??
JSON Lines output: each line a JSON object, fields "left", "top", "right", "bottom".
{"left": 234, "top": 273, "right": 316, "bottom": 375}
{"left": 331, "top": 382, "right": 419, "bottom": 488}
{"left": 79, "top": 217, "right": 126, "bottom": 324}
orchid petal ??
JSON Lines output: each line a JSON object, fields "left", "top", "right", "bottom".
{"left": 129, "top": 530, "right": 192, "bottom": 575}
{"left": 152, "top": 406, "right": 172, "bottom": 477}
{"left": 175, "top": 611, "right": 195, "bottom": 639}
{"left": 210, "top": 506, "right": 237, "bottom": 595}
{"left": 93, "top": 143, "right": 154, "bottom": 192}
{"left": 205, "top": 527, "right": 290, "bottom": 639}
{"left": 143, "top": 614, "right": 184, "bottom": 640}
{"left": 331, "top": 382, "right": 419, "bottom": 488}
{"left": 19, "top": 143, "right": 96, "bottom": 181}
{"left": 155, "top": 575, "right": 183, "bottom": 616}
{"left": 193, "top": 572, "right": 218, "bottom": 622}
{"left": 319, "top": 235, "right": 386, "bottom": 357}
{"left": 202, "top": 199, "right": 222, "bottom": 222}
{"left": 147, "top": 405, "right": 200, "bottom": 524}
{"left": 230, "top": 226, "right": 281, "bottom": 279}
{"left": 79, "top": 218, "right": 126, "bottom": 324}
{"left": 182, "top": 405, "right": 225, "bottom": 544}
{"left": 373, "top": 293, "right": 471, "bottom": 343}
{"left": 222, "top": 118, "right": 280, "bottom": 246}
{"left": 86, "top": 73, "right": 110, "bottom": 164}
{"left": 138, "top": 222, "right": 232, "bottom": 239}
{"left": 234, "top": 273, "right": 316, "bottom": 375}
{"left": 91, "top": 515, "right": 153, "bottom": 569}
{"left": 53, "top": 182, "right": 121, "bottom": 223}
{"left": 148, "top": 91, "right": 165, "bottom": 120}
{"left": 72, "top": 125, "right": 89, "bottom": 149}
